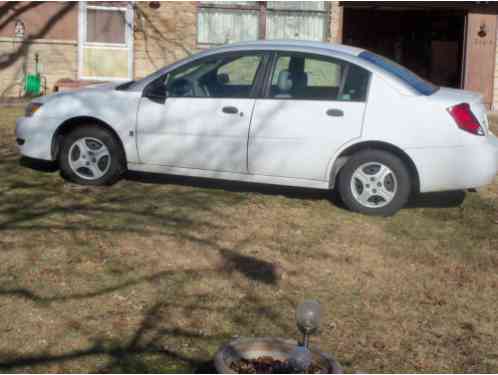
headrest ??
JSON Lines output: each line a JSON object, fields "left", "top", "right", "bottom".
{"left": 292, "top": 71, "right": 308, "bottom": 89}
{"left": 277, "top": 70, "right": 293, "bottom": 92}
{"left": 289, "top": 57, "right": 305, "bottom": 73}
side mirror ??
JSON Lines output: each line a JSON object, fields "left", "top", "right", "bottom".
{"left": 143, "top": 80, "right": 167, "bottom": 104}
{"left": 217, "top": 73, "right": 229, "bottom": 85}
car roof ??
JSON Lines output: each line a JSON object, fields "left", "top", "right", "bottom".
{"left": 210, "top": 39, "right": 365, "bottom": 57}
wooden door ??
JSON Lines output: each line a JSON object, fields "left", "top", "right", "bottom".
{"left": 464, "top": 13, "right": 497, "bottom": 109}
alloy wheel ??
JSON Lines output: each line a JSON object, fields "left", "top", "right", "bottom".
{"left": 350, "top": 162, "right": 398, "bottom": 208}
{"left": 68, "top": 137, "right": 111, "bottom": 180}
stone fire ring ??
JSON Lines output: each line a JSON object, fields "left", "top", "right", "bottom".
{"left": 214, "top": 337, "right": 342, "bottom": 374}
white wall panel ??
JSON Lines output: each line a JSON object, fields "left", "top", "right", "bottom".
{"left": 266, "top": 12, "right": 326, "bottom": 41}
{"left": 198, "top": 8, "right": 259, "bottom": 44}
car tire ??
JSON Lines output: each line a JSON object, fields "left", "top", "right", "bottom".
{"left": 337, "top": 149, "right": 411, "bottom": 216}
{"left": 59, "top": 125, "right": 125, "bottom": 186}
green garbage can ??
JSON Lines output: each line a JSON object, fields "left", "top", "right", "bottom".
{"left": 24, "top": 73, "right": 41, "bottom": 96}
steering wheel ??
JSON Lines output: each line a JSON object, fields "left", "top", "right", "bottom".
{"left": 169, "top": 77, "right": 194, "bottom": 97}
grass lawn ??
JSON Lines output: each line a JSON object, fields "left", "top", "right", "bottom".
{"left": 0, "top": 106, "right": 497, "bottom": 373}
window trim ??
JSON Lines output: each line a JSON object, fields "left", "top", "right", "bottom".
{"left": 143, "top": 51, "right": 272, "bottom": 100}
{"left": 85, "top": 4, "right": 129, "bottom": 47}
{"left": 261, "top": 51, "right": 372, "bottom": 103}
{"left": 78, "top": 1, "right": 134, "bottom": 81}
{"left": 196, "top": 6, "right": 260, "bottom": 47}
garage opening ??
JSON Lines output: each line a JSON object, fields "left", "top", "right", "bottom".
{"left": 342, "top": 6, "right": 466, "bottom": 89}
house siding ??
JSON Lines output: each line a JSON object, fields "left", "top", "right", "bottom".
{"left": 0, "top": 2, "right": 78, "bottom": 40}
{"left": 0, "top": 2, "right": 78, "bottom": 97}
{"left": 329, "top": 2, "right": 343, "bottom": 43}
{"left": 0, "top": 38, "right": 77, "bottom": 97}
{"left": 133, "top": 1, "right": 198, "bottom": 80}
{"left": 494, "top": 40, "right": 498, "bottom": 110}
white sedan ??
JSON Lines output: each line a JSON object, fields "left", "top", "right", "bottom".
{"left": 15, "top": 40, "right": 498, "bottom": 216}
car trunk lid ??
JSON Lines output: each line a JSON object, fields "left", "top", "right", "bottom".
{"left": 431, "top": 87, "right": 489, "bottom": 134}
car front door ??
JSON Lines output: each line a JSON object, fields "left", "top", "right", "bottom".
{"left": 136, "top": 52, "right": 267, "bottom": 173}
{"left": 248, "top": 52, "right": 371, "bottom": 180}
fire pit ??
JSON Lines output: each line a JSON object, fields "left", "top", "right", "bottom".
{"left": 214, "top": 337, "right": 341, "bottom": 374}
{"left": 214, "top": 300, "right": 342, "bottom": 374}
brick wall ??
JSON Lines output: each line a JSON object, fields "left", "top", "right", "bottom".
{"left": 493, "top": 43, "right": 498, "bottom": 111}
{"left": 0, "top": 37, "right": 77, "bottom": 97}
{"left": 133, "top": 1, "right": 198, "bottom": 80}
{"left": 329, "top": 2, "right": 343, "bottom": 43}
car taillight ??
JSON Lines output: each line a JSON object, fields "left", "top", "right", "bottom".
{"left": 447, "top": 103, "right": 484, "bottom": 136}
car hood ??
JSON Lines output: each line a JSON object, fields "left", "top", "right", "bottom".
{"left": 32, "top": 82, "right": 123, "bottom": 105}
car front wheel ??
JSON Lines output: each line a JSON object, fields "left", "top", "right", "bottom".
{"left": 59, "top": 125, "right": 125, "bottom": 186}
{"left": 337, "top": 150, "right": 411, "bottom": 216}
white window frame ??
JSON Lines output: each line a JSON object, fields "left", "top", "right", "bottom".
{"left": 196, "top": 1, "right": 329, "bottom": 47}
{"left": 78, "top": 1, "right": 134, "bottom": 81}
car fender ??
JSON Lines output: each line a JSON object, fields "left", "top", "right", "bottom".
{"left": 47, "top": 89, "right": 142, "bottom": 163}
{"left": 324, "top": 137, "right": 422, "bottom": 191}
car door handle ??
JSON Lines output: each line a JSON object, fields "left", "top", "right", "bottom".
{"left": 326, "top": 108, "right": 344, "bottom": 117}
{"left": 222, "top": 106, "right": 239, "bottom": 114}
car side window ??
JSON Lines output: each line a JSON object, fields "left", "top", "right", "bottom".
{"left": 217, "top": 55, "right": 262, "bottom": 86}
{"left": 269, "top": 53, "right": 370, "bottom": 102}
{"left": 164, "top": 53, "right": 264, "bottom": 99}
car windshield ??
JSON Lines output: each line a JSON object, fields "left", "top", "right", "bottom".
{"left": 359, "top": 51, "right": 439, "bottom": 96}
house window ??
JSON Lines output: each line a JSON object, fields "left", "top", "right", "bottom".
{"left": 86, "top": 7, "right": 126, "bottom": 44}
{"left": 79, "top": 2, "right": 133, "bottom": 80}
{"left": 266, "top": 2, "right": 327, "bottom": 41}
{"left": 197, "top": 1, "right": 328, "bottom": 46}
{"left": 198, "top": 2, "right": 260, "bottom": 45}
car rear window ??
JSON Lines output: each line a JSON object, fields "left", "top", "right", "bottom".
{"left": 359, "top": 51, "right": 439, "bottom": 96}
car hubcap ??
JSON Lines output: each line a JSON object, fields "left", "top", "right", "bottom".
{"left": 68, "top": 137, "right": 111, "bottom": 180}
{"left": 350, "top": 162, "right": 398, "bottom": 208}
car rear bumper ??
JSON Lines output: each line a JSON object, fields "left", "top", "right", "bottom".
{"left": 408, "top": 133, "right": 498, "bottom": 193}
{"left": 15, "top": 116, "right": 54, "bottom": 161}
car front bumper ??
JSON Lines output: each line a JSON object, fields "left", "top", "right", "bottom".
{"left": 15, "top": 116, "right": 55, "bottom": 161}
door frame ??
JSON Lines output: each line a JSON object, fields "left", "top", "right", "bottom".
{"left": 463, "top": 12, "right": 498, "bottom": 109}
{"left": 136, "top": 50, "right": 271, "bottom": 172}
{"left": 78, "top": 1, "right": 134, "bottom": 81}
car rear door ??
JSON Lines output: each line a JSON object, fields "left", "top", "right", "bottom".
{"left": 248, "top": 52, "right": 370, "bottom": 180}
{"left": 136, "top": 52, "right": 267, "bottom": 173}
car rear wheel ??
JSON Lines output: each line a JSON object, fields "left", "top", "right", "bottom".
{"left": 337, "top": 150, "right": 411, "bottom": 216}
{"left": 59, "top": 125, "right": 125, "bottom": 186}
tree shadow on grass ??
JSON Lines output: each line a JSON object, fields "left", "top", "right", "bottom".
{"left": 0, "top": 252, "right": 288, "bottom": 373}
{"left": 0, "top": 300, "right": 222, "bottom": 373}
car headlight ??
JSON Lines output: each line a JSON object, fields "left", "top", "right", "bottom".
{"left": 25, "top": 102, "right": 42, "bottom": 117}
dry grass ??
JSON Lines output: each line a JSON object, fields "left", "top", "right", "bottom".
{"left": 488, "top": 113, "right": 498, "bottom": 135}
{"left": 0, "top": 106, "right": 497, "bottom": 373}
